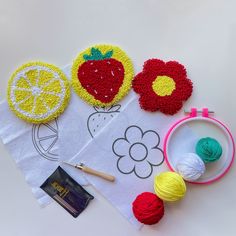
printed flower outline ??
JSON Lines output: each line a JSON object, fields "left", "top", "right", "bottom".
{"left": 112, "top": 126, "right": 164, "bottom": 179}
{"left": 132, "top": 59, "right": 193, "bottom": 115}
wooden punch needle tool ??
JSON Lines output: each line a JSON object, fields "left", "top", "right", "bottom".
{"left": 62, "top": 161, "right": 115, "bottom": 182}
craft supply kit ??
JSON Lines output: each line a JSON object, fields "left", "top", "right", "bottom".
{"left": 0, "top": 43, "right": 234, "bottom": 230}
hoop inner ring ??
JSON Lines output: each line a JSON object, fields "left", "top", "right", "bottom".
{"left": 164, "top": 116, "right": 235, "bottom": 184}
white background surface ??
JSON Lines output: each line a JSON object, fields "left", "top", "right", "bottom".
{"left": 0, "top": 0, "right": 236, "bottom": 235}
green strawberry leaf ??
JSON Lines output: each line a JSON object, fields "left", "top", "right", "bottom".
{"left": 91, "top": 48, "right": 103, "bottom": 59}
{"left": 83, "top": 48, "right": 114, "bottom": 61}
{"left": 83, "top": 54, "right": 92, "bottom": 61}
{"left": 103, "top": 50, "right": 113, "bottom": 59}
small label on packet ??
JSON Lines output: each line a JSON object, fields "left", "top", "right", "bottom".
{"left": 41, "top": 166, "right": 94, "bottom": 218}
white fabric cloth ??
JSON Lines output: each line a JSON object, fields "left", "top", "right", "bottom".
{"left": 58, "top": 65, "right": 136, "bottom": 184}
{"left": 0, "top": 100, "right": 58, "bottom": 206}
{"left": 0, "top": 65, "right": 136, "bottom": 206}
{"left": 0, "top": 63, "right": 191, "bottom": 226}
{"left": 70, "top": 96, "right": 182, "bottom": 227}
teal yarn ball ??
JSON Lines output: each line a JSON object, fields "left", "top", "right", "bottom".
{"left": 196, "top": 137, "right": 222, "bottom": 163}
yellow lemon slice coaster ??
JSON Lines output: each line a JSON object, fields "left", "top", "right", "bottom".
{"left": 7, "top": 62, "right": 70, "bottom": 124}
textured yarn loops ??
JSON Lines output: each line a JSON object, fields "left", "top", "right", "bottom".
{"left": 132, "top": 192, "right": 164, "bottom": 225}
{"left": 196, "top": 137, "right": 223, "bottom": 163}
{"left": 7, "top": 61, "right": 70, "bottom": 124}
{"left": 71, "top": 44, "right": 134, "bottom": 107}
{"left": 176, "top": 153, "right": 206, "bottom": 181}
{"left": 132, "top": 59, "right": 193, "bottom": 115}
{"left": 154, "top": 172, "right": 186, "bottom": 202}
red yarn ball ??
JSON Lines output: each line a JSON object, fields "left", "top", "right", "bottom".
{"left": 132, "top": 192, "right": 164, "bottom": 225}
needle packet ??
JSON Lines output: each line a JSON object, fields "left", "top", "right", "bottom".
{"left": 41, "top": 166, "right": 94, "bottom": 217}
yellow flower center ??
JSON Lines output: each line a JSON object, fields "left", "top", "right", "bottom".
{"left": 152, "top": 76, "right": 176, "bottom": 96}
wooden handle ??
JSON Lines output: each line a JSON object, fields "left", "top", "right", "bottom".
{"left": 81, "top": 166, "right": 115, "bottom": 182}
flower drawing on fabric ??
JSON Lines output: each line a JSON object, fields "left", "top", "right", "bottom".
{"left": 132, "top": 59, "right": 193, "bottom": 115}
{"left": 112, "top": 126, "right": 164, "bottom": 179}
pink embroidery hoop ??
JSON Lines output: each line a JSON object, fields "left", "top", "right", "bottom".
{"left": 164, "top": 108, "right": 235, "bottom": 184}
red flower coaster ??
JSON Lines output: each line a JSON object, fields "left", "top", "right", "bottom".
{"left": 132, "top": 59, "right": 193, "bottom": 115}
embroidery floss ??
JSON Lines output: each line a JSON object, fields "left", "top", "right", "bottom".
{"left": 196, "top": 137, "right": 223, "bottom": 163}
{"left": 132, "top": 192, "right": 164, "bottom": 225}
{"left": 176, "top": 153, "right": 206, "bottom": 181}
{"left": 154, "top": 172, "right": 186, "bottom": 201}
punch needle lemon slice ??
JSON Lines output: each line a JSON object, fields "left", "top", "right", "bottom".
{"left": 7, "top": 62, "right": 70, "bottom": 124}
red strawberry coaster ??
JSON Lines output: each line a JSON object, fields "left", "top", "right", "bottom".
{"left": 72, "top": 45, "right": 134, "bottom": 107}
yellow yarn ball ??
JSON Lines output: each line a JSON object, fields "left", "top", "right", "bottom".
{"left": 154, "top": 172, "right": 186, "bottom": 202}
